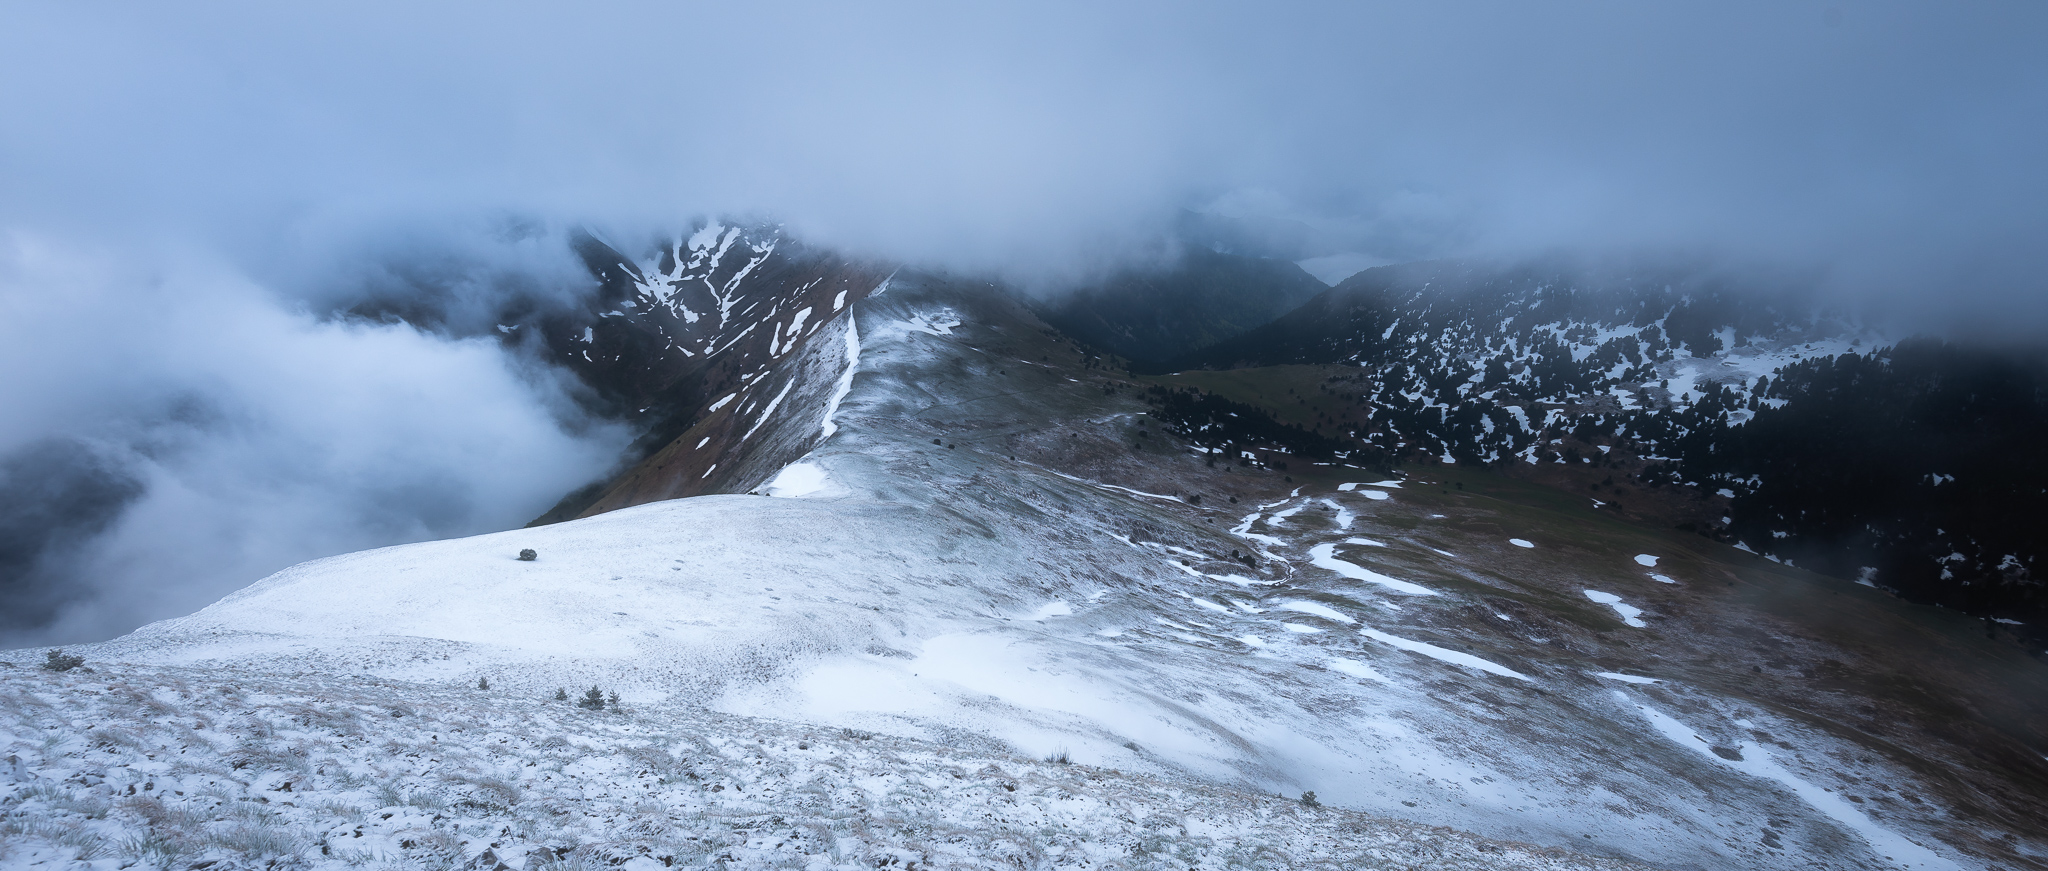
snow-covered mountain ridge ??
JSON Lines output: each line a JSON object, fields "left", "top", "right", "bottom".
{"left": 9, "top": 268, "right": 2043, "bottom": 870}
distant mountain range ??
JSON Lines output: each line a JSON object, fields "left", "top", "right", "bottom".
{"left": 347, "top": 227, "right": 2048, "bottom": 645}
{"left": 1035, "top": 246, "right": 1329, "bottom": 366}
{"left": 1043, "top": 254, "right": 2046, "bottom": 642}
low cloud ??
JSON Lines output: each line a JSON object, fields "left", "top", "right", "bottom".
{"left": 0, "top": 235, "right": 628, "bottom": 645}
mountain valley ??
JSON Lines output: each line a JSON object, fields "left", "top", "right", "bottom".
{"left": 4, "top": 231, "right": 2046, "bottom": 871}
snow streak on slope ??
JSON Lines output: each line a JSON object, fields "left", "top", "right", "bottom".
{"left": 818, "top": 302, "right": 862, "bottom": 439}
{"left": 1624, "top": 694, "right": 1960, "bottom": 871}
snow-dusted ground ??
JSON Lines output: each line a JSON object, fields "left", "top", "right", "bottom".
{"left": 0, "top": 665, "right": 1640, "bottom": 871}
{"left": 7, "top": 273, "right": 2029, "bottom": 871}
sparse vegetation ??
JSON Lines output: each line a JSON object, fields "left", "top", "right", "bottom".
{"left": 40, "top": 649, "right": 84, "bottom": 672}
{"left": 0, "top": 663, "right": 1622, "bottom": 871}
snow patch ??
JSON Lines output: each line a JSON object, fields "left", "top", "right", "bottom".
{"left": 1020, "top": 600, "right": 1074, "bottom": 621}
{"left": 1583, "top": 590, "right": 1647, "bottom": 627}
{"left": 1361, "top": 629, "right": 1531, "bottom": 681}
{"left": 1307, "top": 543, "right": 1438, "bottom": 596}
{"left": 739, "top": 377, "right": 798, "bottom": 441}
{"left": 1326, "top": 657, "right": 1393, "bottom": 683}
{"left": 906, "top": 310, "right": 963, "bottom": 336}
{"left": 764, "top": 461, "right": 833, "bottom": 498}
{"left": 1277, "top": 600, "right": 1356, "bottom": 624}
{"left": 1625, "top": 695, "right": 1960, "bottom": 870}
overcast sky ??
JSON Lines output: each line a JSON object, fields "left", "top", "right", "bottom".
{"left": 2, "top": 1, "right": 2045, "bottom": 643}
{"left": 5, "top": 2, "right": 2046, "bottom": 303}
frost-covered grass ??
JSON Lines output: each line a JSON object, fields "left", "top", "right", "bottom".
{"left": 0, "top": 664, "right": 1643, "bottom": 871}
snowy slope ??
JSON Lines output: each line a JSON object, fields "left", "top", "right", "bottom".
{"left": 0, "top": 663, "right": 1647, "bottom": 871}
{"left": 23, "top": 272, "right": 2041, "bottom": 871}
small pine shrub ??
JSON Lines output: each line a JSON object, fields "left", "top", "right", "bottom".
{"left": 477, "top": 677, "right": 490, "bottom": 691}
{"left": 42, "top": 649, "right": 85, "bottom": 672}
{"left": 554, "top": 688, "right": 569, "bottom": 702}
{"left": 606, "top": 691, "right": 621, "bottom": 710}
{"left": 578, "top": 687, "right": 605, "bottom": 710}
{"left": 1300, "top": 791, "right": 1320, "bottom": 808}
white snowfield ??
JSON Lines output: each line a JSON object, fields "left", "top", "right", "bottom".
{"left": 25, "top": 274, "right": 1994, "bottom": 871}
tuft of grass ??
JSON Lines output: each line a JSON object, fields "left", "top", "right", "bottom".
{"left": 18, "top": 782, "right": 112, "bottom": 819}
{"left": 58, "top": 827, "right": 111, "bottom": 860}
{"left": 1044, "top": 748, "right": 1071, "bottom": 765}
{"left": 444, "top": 769, "right": 522, "bottom": 809}
{"left": 209, "top": 820, "right": 305, "bottom": 859}
{"left": 42, "top": 649, "right": 85, "bottom": 672}
{"left": 330, "top": 846, "right": 380, "bottom": 866}
{"left": 117, "top": 831, "right": 196, "bottom": 868}
{"left": 121, "top": 794, "right": 206, "bottom": 831}
{"left": 528, "top": 845, "right": 600, "bottom": 871}
{"left": 225, "top": 741, "right": 313, "bottom": 776}
{"left": 88, "top": 724, "right": 150, "bottom": 752}
{"left": 1, "top": 817, "right": 112, "bottom": 859}
{"left": 329, "top": 767, "right": 371, "bottom": 788}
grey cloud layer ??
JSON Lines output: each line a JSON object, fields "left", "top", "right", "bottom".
{"left": 0, "top": 236, "right": 629, "bottom": 645}
{"left": 4, "top": 2, "right": 2042, "bottom": 311}
{"left": 1, "top": 1, "right": 2044, "bottom": 643}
